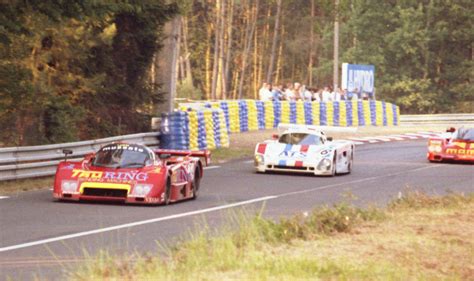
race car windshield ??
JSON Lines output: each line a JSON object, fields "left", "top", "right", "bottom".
{"left": 93, "top": 145, "right": 150, "bottom": 168}
{"left": 278, "top": 133, "right": 321, "bottom": 145}
{"left": 455, "top": 129, "right": 474, "bottom": 141}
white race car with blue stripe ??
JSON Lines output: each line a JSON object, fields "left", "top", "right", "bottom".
{"left": 254, "top": 124, "right": 354, "bottom": 176}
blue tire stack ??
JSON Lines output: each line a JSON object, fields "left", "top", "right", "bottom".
{"left": 370, "top": 100, "right": 376, "bottom": 126}
{"left": 357, "top": 101, "right": 365, "bottom": 126}
{"left": 256, "top": 100, "right": 265, "bottom": 130}
{"left": 346, "top": 101, "right": 353, "bottom": 126}
{"left": 333, "top": 102, "right": 340, "bottom": 127}
{"left": 392, "top": 104, "right": 398, "bottom": 125}
{"left": 289, "top": 101, "right": 297, "bottom": 124}
{"left": 239, "top": 100, "right": 249, "bottom": 132}
{"left": 159, "top": 111, "right": 189, "bottom": 150}
{"left": 304, "top": 102, "right": 312, "bottom": 125}
{"left": 212, "top": 110, "right": 221, "bottom": 148}
{"left": 220, "top": 101, "right": 230, "bottom": 133}
{"left": 197, "top": 111, "right": 207, "bottom": 150}
{"left": 320, "top": 102, "right": 327, "bottom": 126}
{"left": 273, "top": 101, "right": 281, "bottom": 128}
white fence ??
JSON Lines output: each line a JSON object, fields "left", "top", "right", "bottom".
{"left": 400, "top": 114, "right": 474, "bottom": 124}
{"left": 0, "top": 132, "right": 159, "bottom": 181}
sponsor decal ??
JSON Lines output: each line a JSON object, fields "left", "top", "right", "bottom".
{"left": 71, "top": 169, "right": 149, "bottom": 181}
{"left": 102, "top": 144, "right": 144, "bottom": 153}
{"left": 451, "top": 142, "right": 467, "bottom": 149}
{"left": 279, "top": 150, "right": 307, "bottom": 159}
{"left": 446, "top": 148, "right": 474, "bottom": 155}
{"left": 61, "top": 164, "right": 75, "bottom": 170}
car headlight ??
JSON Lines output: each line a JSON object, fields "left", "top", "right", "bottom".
{"left": 317, "top": 158, "right": 332, "bottom": 171}
{"left": 254, "top": 154, "right": 264, "bottom": 165}
{"left": 132, "top": 184, "right": 152, "bottom": 196}
{"left": 428, "top": 145, "right": 442, "bottom": 153}
{"left": 61, "top": 180, "right": 78, "bottom": 193}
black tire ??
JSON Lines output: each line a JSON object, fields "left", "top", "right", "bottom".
{"left": 347, "top": 150, "right": 353, "bottom": 174}
{"left": 330, "top": 153, "right": 337, "bottom": 176}
{"left": 191, "top": 167, "right": 201, "bottom": 200}
{"left": 164, "top": 178, "right": 171, "bottom": 205}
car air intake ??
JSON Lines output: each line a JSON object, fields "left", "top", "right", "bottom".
{"left": 82, "top": 188, "right": 128, "bottom": 198}
{"left": 273, "top": 165, "right": 308, "bottom": 171}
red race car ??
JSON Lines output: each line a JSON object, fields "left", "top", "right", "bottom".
{"left": 427, "top": 127, "right": 474, "bottom": 163}
{"left": 53, "top": 143, "right": 210, "bottom": 205}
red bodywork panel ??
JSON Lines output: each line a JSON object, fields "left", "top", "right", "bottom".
{"left": 427, "top": 137, "right": 474, "bottom": 163}
{"left": 53, "top": 147, "right": 210, "bottom": 205}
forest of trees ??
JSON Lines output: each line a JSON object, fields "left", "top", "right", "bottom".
{"left": 0, "top": 1, "right": 472, "bottom": 146}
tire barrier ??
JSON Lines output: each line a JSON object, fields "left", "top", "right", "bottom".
{"left": 173, "top": 100, "right": 399, "bottom": 150}
{"left": 161, "top": 109, "right": 230, "bottom": 151}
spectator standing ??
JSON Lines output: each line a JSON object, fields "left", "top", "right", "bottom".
{"left": 340, "top": 88, "right": 348, "bottom": 101}
{"left": 293, "top": 82, "right": 302, "bottom": 100}
{"left": 301, "top": 85, "right": 313, "bottom": 102}
{"left": 321, "top": 86, "right": 332, "bottom": 102}
{"left": 284, "top": 83, "right": 295, "bottom": 101}
{"left": 271, "top": 84, "right": 284, "bottom": 101}
{"left": 312, "top": 88, "right": 321, "bottom": 101}
{"left": 258, "top": 82, "right": 272, "bottom": 101}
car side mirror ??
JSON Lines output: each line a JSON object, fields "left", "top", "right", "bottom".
{"left": 62, "top": 149, "right": 73, "bottom": 161}
{"left": 272, "top": 134, "right": 279, "bottom": 140}
{"left": 446, "top": 127, "right": 455, "bottom": 133}
{"left": 327, "top": 137, "right": 333, "bottom": 141}
{"left": 158, "top": 154, "right": 171, "bottom": 160}
{"left": 84, "top": 153, "right": 95, "bottom": 162}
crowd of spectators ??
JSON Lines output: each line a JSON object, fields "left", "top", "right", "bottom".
{"left": 258, "top": 82, "right": 374, "bottom": 102}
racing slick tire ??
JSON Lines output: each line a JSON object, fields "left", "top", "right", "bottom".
{"left": 164, "top": 178, "right": 172, "bottom": 205}
{"left": 345, "top": 150, "right": 353, "bottom": 174}
{"left": 330, "top": 153, "right": 337, "bottom": 177}
{"left": 191, "top": 167, "right": 201, "bottom": 200}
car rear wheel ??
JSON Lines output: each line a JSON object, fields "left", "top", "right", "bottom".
{"left": 164, "top": 178, "right": 171, "bottom": 205}
{"left": 330, "top": 153, "right": 337, "bottom": 176}
{"left": 347, "top": 150, "right": 353, "bottom": 174}
{"left": 191, "top": 167, "right": 201, "bottom": 200}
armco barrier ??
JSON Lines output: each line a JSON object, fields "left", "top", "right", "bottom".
{"left": 0, "top": 132, "right": 159, "bottom": 181}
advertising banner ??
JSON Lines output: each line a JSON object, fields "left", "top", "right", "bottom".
{"left": 341, "top": 63, "right": 375, "bottom": 97}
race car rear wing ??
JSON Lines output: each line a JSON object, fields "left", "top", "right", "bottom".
{"left": 154, "top": 149, "right": 211, "bottom": 166}
{"left": 277, "top": 123, "right": 358, "bottom": 133}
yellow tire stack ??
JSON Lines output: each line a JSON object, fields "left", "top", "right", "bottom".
{"left": 227, "top": 100, "right": 240, "bottom": 133}
{"left": 296, "top": 101, "right": 305, "bottom": 124}
{"left": 246, "top": 100, "right": 259, "bottom": 131}
{"left": 339, "top": 101, "right": 347, "bottom": 127}
{"left": 188, "top": 111, "right": 199, "bottom": 150}
{"left": 264, "top": 101, "right": 274, "bottom": 129}
{"left": 281, "top": 101, "right": 290, "bottom": 124}
{"left": 203, "top": 109, "right": 216, "bottom": 150}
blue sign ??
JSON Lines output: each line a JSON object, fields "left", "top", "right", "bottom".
{"left": 341, "top": 63, "right": 375, "bottom": 94}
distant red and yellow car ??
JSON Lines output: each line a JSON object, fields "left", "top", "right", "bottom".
{"left": 53, "top": 143, "right": 210, "bottom": 205}
{"left": 427, "top": 127, "right": 474, "bottom": 163}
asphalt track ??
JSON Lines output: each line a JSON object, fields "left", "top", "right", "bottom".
{"left": 0, "top": 139, "right": 473, "bottom": 280}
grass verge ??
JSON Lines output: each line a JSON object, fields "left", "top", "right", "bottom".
{"left": 69, "top": 192, "right": 474, "bottom": 280}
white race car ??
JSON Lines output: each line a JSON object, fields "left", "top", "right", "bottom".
{"left": 254, "top": 124, "right": 355, "bottom": 176}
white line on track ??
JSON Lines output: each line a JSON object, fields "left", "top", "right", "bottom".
{"left": 204, "top": 166, "right": 220, "bottom": 170}
{"left": 0, "top": 164, "right": 439, "bottom": 253}
{"left": 0, "top": 196, "right": 9, "bottom": 200}
{"left": 0, "top": 196, "right": 276, "bottom": 253}
{"left": 243, "top": 160, "right": 254, "bottom": 164}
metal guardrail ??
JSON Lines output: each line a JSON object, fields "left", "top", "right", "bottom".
{"left": 400, "top": 114, "right": 474, "bottom": 123}
{"left": 0, "top": 132, "right": 160, "bottom": 181}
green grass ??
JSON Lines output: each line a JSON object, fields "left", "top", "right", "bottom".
{"left": 0, "top": 176, "right": 54, "bottom": 195}
{"left": 69, "top": 192, "right": 474, "bottom": 280}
